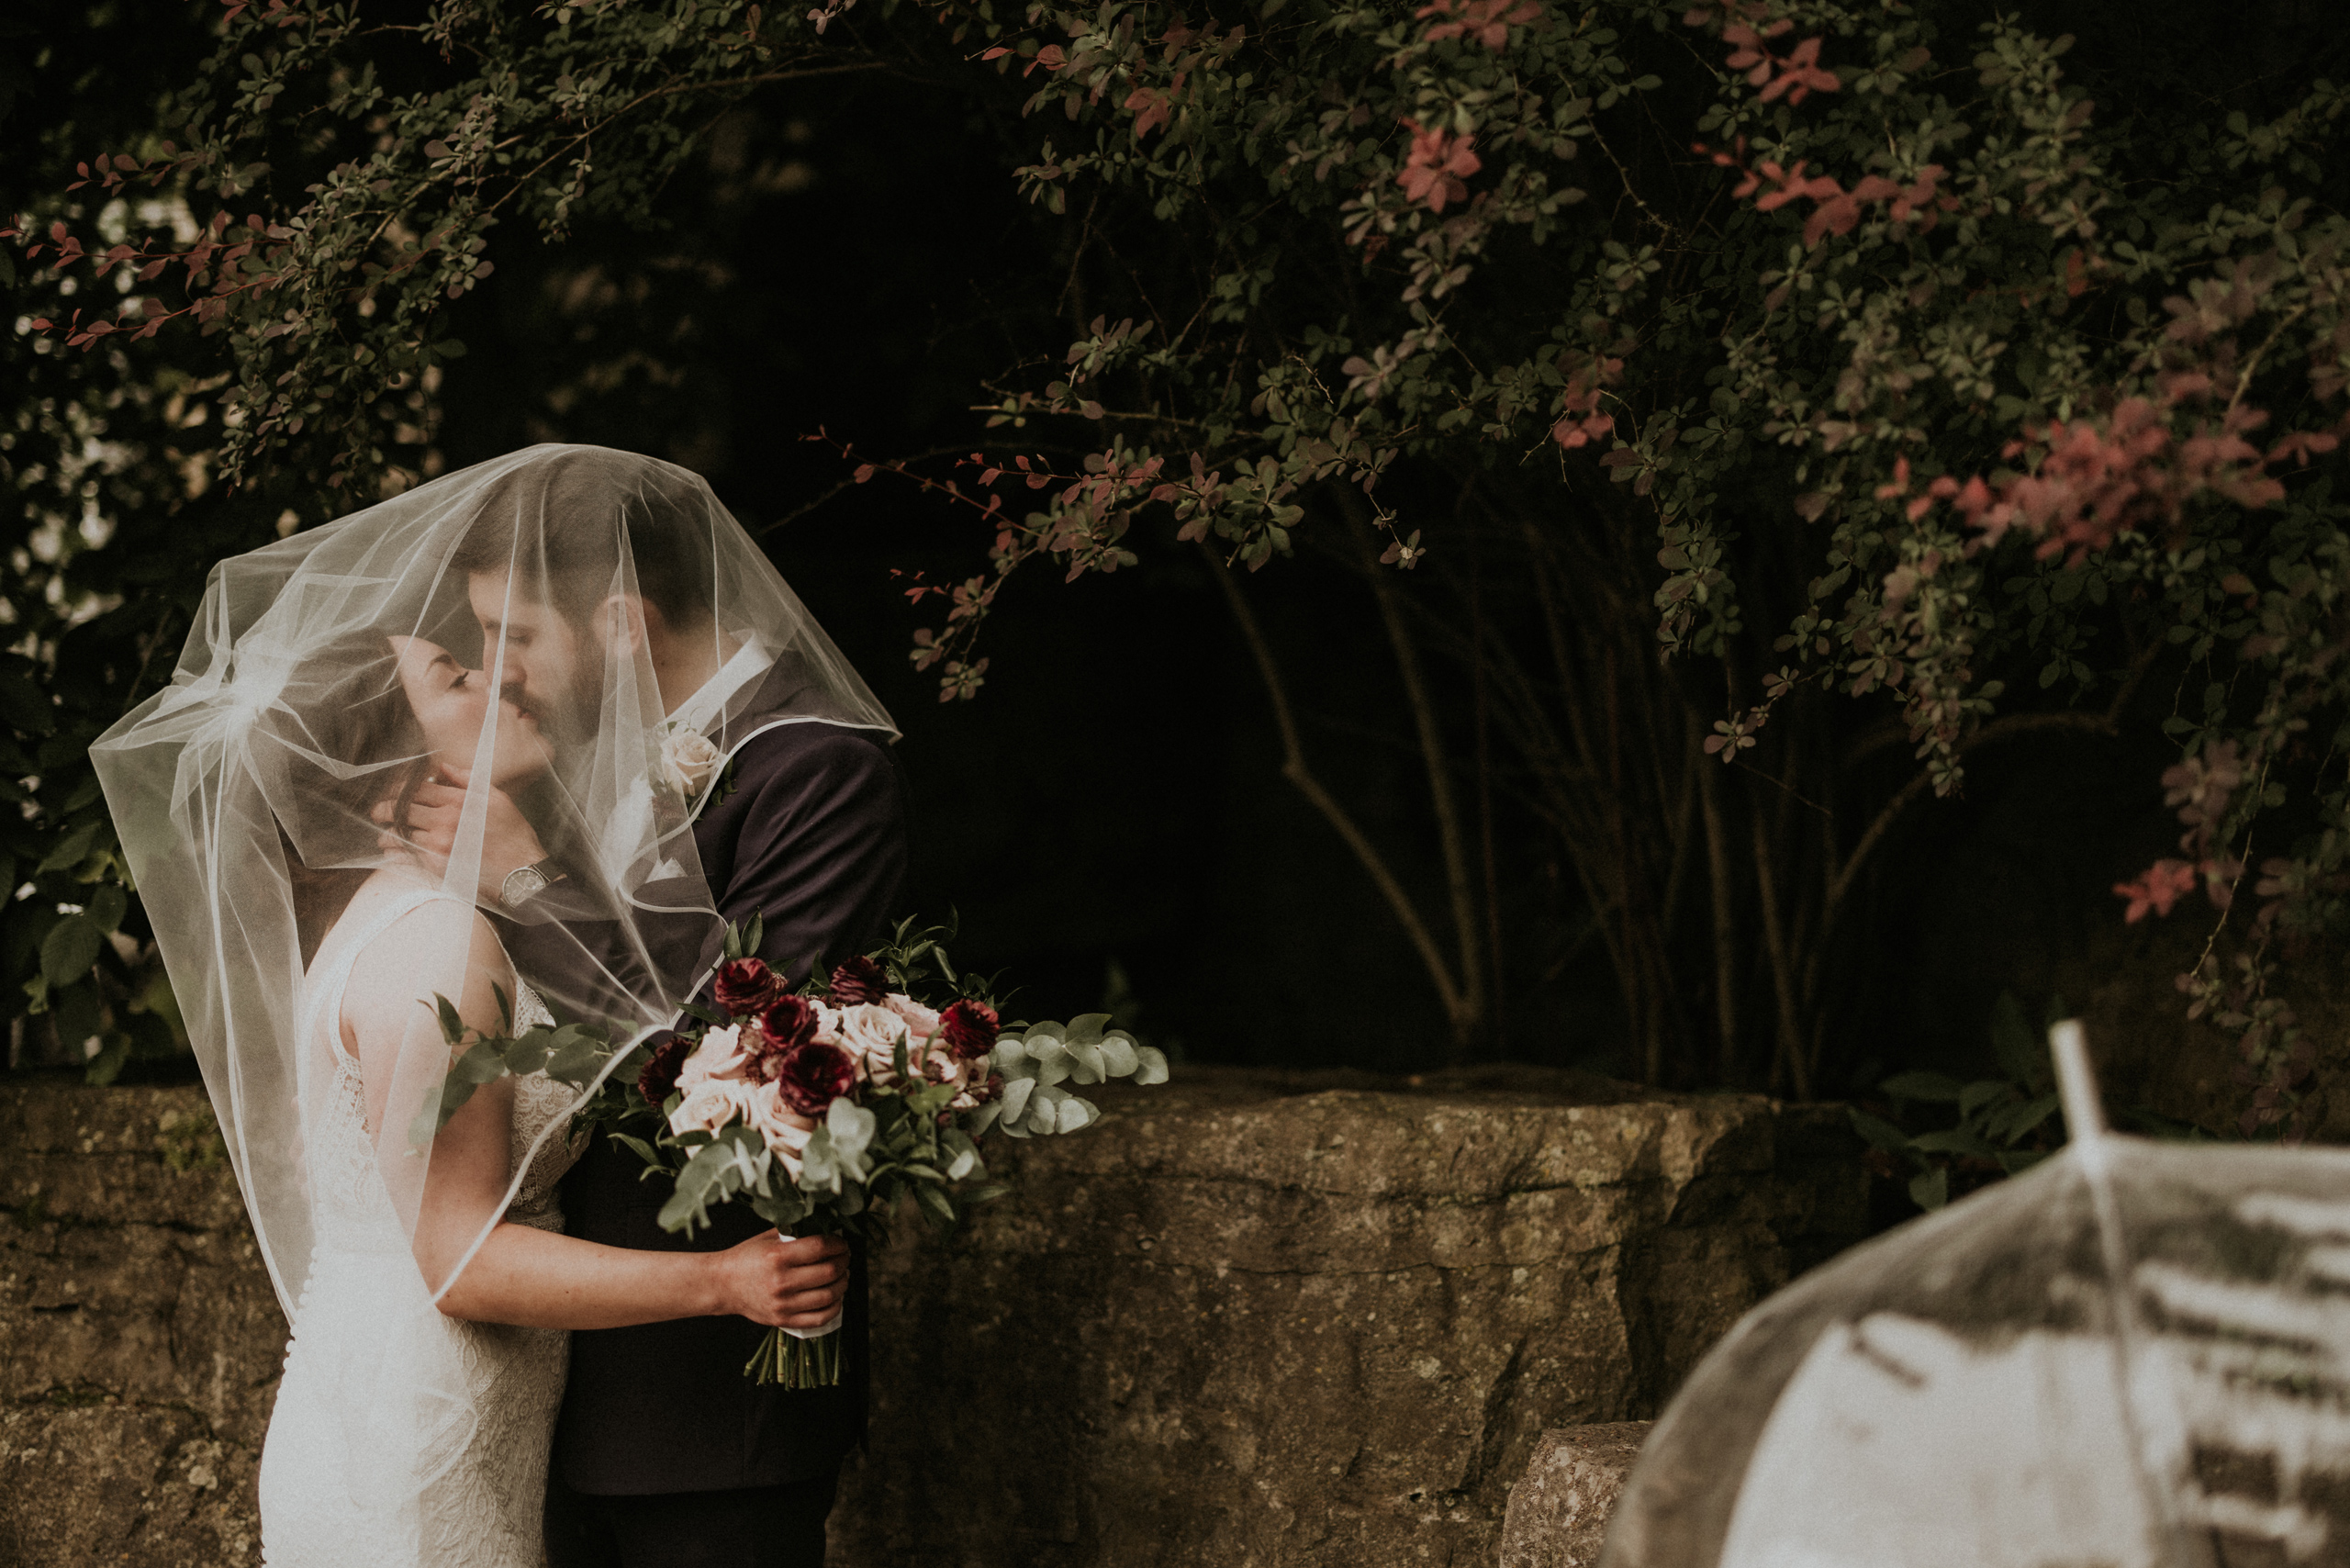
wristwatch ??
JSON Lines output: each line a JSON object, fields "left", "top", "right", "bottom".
{"left": 498, "top": 858, "right": 566, "bottom": 912}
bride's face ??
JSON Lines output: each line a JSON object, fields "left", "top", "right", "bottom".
{"left": 389, "top": 635, "right": 551, "bottom": 790}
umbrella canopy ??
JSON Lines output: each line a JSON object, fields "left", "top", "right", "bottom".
{"left": 1601, "top": 1025, "right": 2350, "bottom": 1568}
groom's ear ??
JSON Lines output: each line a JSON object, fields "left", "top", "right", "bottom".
{"left": 597, "top": 593, "right": 652, "bottom": 657}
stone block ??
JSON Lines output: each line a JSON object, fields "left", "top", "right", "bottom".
{"left": 0, "top": 1403, "right": 261, "bottom": 1568}
{"left": 1498, "top": 1423, "right": 1652, "bottom": 1568}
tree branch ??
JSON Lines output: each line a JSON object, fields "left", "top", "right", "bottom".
{"left": 1203, "top": 545, "right": 1469, "bottom": 1029}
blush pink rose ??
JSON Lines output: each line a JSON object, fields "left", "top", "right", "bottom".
{"left": 667, "top": 1076, "right": 755, "bottom": 1137}
{"left": 676, "top": 1023, "right": 752, "bottom": 1092}
{"left": 884, "top": 993, "right": 943, "bottom": 1047}
{"left": 746, "top": 1081, "right": 816, "bottom": 1177}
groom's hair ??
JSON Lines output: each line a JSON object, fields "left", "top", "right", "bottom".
{"left": 449, "top": 447, "right": 717, "bottom": 633}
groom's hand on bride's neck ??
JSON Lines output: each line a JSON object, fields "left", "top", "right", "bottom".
{"left": 373, "top": 765, "right": 548, "bottom": 901}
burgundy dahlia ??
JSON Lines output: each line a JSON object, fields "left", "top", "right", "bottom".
{"left": 827, "top": 955, "right": 889, "bottom": 1005}
{"left": 939, "top": 998, "right": 1001, "bottom": 1060}
{"left": 758, "top": 996, "right": 822, "bottom": 1053}
{"left": 748, "top": 997, "right": 822, "bottom": 1081}
{"left": 774, "top": 1039, "right": 859, "bottom": 1117}
{"left": 636, "top": 1031, "right": 690, "bottom": 1107}
{"left": 713, "top": 957, "right": 783, "bottom": 1017}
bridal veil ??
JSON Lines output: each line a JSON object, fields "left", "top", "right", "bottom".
{"left": 90, "top": 444, "right": 897, "bottom": 1322}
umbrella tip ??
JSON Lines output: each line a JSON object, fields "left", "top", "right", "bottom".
{"left": 2049, "top": 1018, "right": 2108, "bottom": 1144}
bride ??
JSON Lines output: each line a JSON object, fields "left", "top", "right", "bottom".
{"left": 88, "top": 449, "right": 898, "bottom": 1567}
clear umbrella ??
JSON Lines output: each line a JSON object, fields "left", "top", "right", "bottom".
{"left": 1601, "top": 1023, "right": 2350, "bottom": 1568}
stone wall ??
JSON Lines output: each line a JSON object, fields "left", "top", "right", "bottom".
{"left": 0, "top": 1068, "right": 1864, "bottom": 1568}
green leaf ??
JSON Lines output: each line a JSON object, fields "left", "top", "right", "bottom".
{"left": 1131, "top": 1046, "right": 1170, "bottom": 1086}
{"left": 1880, "top": 1070, "right": 1967, "bottom": 1103}
{"left": 491, "top": 980, "right": 512, "bottom": 1034}
{"left": 609, "top": 1132, "right": 662, "bottom": 1168}
{"left": 1909, "top": 1127, "right": 1999, "bottom": 1158}
{"left": 1957, "top": 1079, "right": 2012, "bottom": 1115}
{"left": 1985, "top": 1092, "right": 2061, "bottom": 1145}
{"left": 36, "top": 823, "right": 98, "bottom": 874}
{"left": 86, "top": 883, "right": 129, "bottom": 933}
{"left": 84, "top": 1032, "right": 133, "bottom": 1086}
{"left": 0, "top": 668, "right": 54, "bottom": 735}
{"left": 39, "top": 916, "right": 104, "bottom": 988}
{"left": 432, "top": 992, "right": 466, "bottom": 1044}
{"left": 1847, "top": 1108, "right": 1913, "bottom": 1157}
{"left": 1908, "top": 1168, "right": 1950, "bottom": 1210}
{"left": 546, "top": 1025, "right": 611, "bottom": 1083}
{"left": 1988, "top": 991, "right": 2047, "bottom": 1090}
{"left": 914, "top": 1180, "right": 957, "bottom": 1231}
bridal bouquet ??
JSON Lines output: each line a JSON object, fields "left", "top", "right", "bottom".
{"left": 420, "top": 917, "right": 1169, "bottom": 1386}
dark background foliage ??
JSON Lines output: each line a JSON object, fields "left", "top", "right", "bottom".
{"left": 7, "top": 0, "right": 2347, "bottom": 1163}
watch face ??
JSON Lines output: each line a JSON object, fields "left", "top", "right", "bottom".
{"left": 502, "top": 866, "right": 549, "bottom": 908}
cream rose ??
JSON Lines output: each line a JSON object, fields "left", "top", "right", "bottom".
{"left": 677, "top": 1023, "right": 751, "bottom": 1091}
{"left": 834, "top": 1002, "right": 907, "bottom": 1074}
{"left": 667, "top": 1076, "right": 755, "bottom": 1137}
{"left": 660, "top": 726, "right": 724, "bottom": 801}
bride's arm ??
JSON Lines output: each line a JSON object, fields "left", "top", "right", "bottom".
{"left": 344, "top": 902, "right": 846, "bottom": 1331}
{"left": 431, "top": 1215, "right": 848, "bottom": 1331}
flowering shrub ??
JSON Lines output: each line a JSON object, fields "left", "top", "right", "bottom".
{"left": 14, "top": 0, "right": 2350, "bottom": 1131}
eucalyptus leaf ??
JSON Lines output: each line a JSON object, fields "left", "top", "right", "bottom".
{"left": 1132, "top": 1047, "right": 1170, "bottom": 1086}
{"left": 1099, "top": 1034, "right": 1139, "bottom": 1077}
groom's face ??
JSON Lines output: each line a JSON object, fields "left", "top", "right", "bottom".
{"left": 466, "top": 566, "right": 603, "bottom": 755}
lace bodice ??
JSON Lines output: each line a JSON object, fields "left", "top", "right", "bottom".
{"left": 262, "top": 886, "right": 581, "bottom": 1568}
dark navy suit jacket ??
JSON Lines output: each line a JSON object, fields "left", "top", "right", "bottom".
{"left": 539, "top": 719, "right": 908, "bottom": 1495}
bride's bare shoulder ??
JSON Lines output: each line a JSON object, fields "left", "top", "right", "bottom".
{"left": 335, "top": 876, "right": 508, "bottom": 1016}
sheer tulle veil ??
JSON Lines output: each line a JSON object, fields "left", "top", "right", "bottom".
{"left": 90, "top": 443, "right": 897, "bottom": 1320}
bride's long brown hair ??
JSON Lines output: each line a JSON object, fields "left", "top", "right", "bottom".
{"left": 270, "top": 629, "right": 436, "bottom": 968}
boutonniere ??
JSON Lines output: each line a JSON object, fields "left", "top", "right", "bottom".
{"left": 659, "top": 725, "right": 725, "bottom": 805}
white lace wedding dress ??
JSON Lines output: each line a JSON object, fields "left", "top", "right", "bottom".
{"left": 259, "top": 888, "right": 582, "bottom": 1568}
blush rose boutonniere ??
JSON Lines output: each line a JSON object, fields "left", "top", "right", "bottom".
{"left": 658, "top": 724, "right": 727, "bottom": 806}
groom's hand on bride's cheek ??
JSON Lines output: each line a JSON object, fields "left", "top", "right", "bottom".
{"left": 711, "top": 1231, "right": 850, "bottom": 1329}
{"left": 373, "top": 766, "right": 547, "bottom": 895}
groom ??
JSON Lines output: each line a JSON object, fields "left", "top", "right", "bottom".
{"left": 408, "top": 454, "right": 910, "bottom": 1568}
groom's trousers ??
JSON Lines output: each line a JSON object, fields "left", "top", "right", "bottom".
{"left": 544, "top": 1467, "right": 840, "bottom": 1568}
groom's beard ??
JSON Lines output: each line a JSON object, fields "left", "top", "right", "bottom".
{"left": 529, "top": 640, "right": 612, "bottom": 763}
